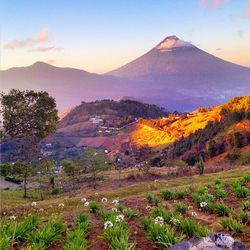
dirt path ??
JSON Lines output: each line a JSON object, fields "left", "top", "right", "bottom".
{"left": 88, "top": 213, "right": 109, "bottom": 250}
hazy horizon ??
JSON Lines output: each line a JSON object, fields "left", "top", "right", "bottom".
{"left": 1, "top": 0, "right": 250, "bottom": 73}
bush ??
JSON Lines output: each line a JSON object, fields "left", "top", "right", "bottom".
{"left": 241, "top": 199, "right": 250, "bottom": 211}
{"left": 239, "top": 151, "right": 250, "bottom": 165}
{"left": 102, "top": 223, "right": 135, "bottom": 250}
{"left": 213, "top": 186, "right": 227, "bottom": 200}
{"left": 211, "top": 203, "right": 231, "bottom": 216}
{"left": 175, "top": 188, "right": 189, "bottom": 199}
{"left": 124, "top": 208, "right": 139, "bottom": 219}
{"left": 173, "top": 202, "right": 187, "bottom": 214}
{"left": 64, "top": 228, "right": 87, "bottom": 250}
{"left": 238, "top": 211, "right": 250, "bottom": 224}
{"left": 29, "top": 220, "right": 65, "bottom": 248}
{"left": 146, "top": 193, "right": 161, "bottom": 206}
{"left": 151, "top": 207, "right": 173, "bottom": 224}
{"left": 219, "top": 218, "right": 243, "bottom": 233}
{"left": 75, "top": 214, "right": 91, "bottom": 235}
{"left": 214, "top": 178, "right": 225, "bottom": 186}
{"left": 232, "top": 183, "right": 249, "bottom": 198}
{"left": 160, "top": 189, "right": 174, "bottom": 200}
{"left": 192, "top": 187, "right": 214, "bottom": 206}
{"left": 89, "top": 201, "right": 100, "bottom": 213}
{"left": 51, "top": 188, "right": 60, "bottom": 195}
{"left": 242, "top": 172, "right": 250, "bottom": 183}
{"left": 178, "top": 219, "right": 210, "bottom": 237}
{"left": 5, "top": 176, "right": 23, "bottom": 184}
{"left": 141, "top": 217, "right": 184, "bottom": 249}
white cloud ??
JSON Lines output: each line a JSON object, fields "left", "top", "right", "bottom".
{"left": 4, "top": 28, "right": 62, "bottom": 52}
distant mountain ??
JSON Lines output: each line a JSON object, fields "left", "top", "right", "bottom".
{"left": 0, "top": 61, "right": 132, "bottom": 112}
{"left": 1, "top": 36, "right": 250, "bottom": 112}
{"left": 107, "top": 36, "right": 250, "bottom": 108}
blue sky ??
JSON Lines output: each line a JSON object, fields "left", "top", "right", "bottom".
{"left": 1, "top": 0, "right": 250, "bottom": 73}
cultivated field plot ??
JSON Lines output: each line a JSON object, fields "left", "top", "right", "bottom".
{"left": 1, "top": 167, "right": 250, "bottom": 250}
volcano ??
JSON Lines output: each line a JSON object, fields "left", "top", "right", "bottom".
{"left": 1, "top": 36, "right": 250, "bottom": 111}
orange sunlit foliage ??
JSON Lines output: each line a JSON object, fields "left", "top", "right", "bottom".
{"left": 131, "top": 106, "right": 222, "bottom": 147}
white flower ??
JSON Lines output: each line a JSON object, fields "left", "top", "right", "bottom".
{"left": 95, "top": 192, "right": 99, "bottom": 196}
{"left": 154, "top": 216, "right": 164, "bottom": 226}
{"left": 81, "top": 198, "right": 87, "bottom": 203}
{"left": 112, "top": 207, "right": 118, "bottom": 213}
{"left": 191, "top": 211, "right": 197, "bottom": 217}
{"left": 101, "top": 197, "right": 108, "bottom": 203}
{"left": 104, "top": 221, "right": 113, "bottom": 229}
{"left": 31, "top": 201, "right": 37, "bottom": 207}
{"left": 116, "top": 214, "right": 124, "bottom": 222}
{"left": 112, "top": 199, "right": 119, "bottom": 206}
{"left": 9, "top": 215, "right": 16, "bottom": 221}
{"left": 58, "top": 203, "right": 65, "bottom": 208}
{"left": 84, "top": 201, "right": 89, "bottom": 207}
{"left": 105, "top": 150, "right": 108, "bottom": 153}
{"left": 200, "top": 201, "right": 207, "bottom": 208}
{"left": 170, "top": 217, "right": 180, "bottom": 225}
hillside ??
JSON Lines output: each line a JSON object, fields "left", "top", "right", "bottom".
{"left": 131, "top": 94, "right": 250, "bottom": 164}
{"left": 60, "top": 99, "right": 167, "bottom": 128}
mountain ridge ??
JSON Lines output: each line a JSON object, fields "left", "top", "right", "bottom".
{"left": 1, "top": 35, "right": 250, "bottom": 112}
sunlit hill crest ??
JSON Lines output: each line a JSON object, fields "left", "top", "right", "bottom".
{"left": 132, "top": 94, "right": 250, "bottom": 148}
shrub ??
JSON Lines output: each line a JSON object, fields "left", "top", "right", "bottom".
{"left": 214, "top": 178, "right": 225, "bottom": 186}
{"left": 238, "top": 211, "right": 250, "bottom": 224}
{"left": 211, "top": 203, "right": 231, "bottom": 216}
{"left": 241, "top": 199, "right": 250, "bottom": 211}
{"left": 75, "top": 214, "right": 90, "bottom": 235}
{"left": 213, "top": 186, "right": 227, "bottom": 200}
{"left": 146, "top": 193, "right": 161, "bottom": 206}
{"left": 192, "top": 187, "right": 214, "bottom": 207}
{"left": 0, "top": 215, "right": 39, "bottom": 250}
{"left": 99, "top": 210, "right": 116, "bottom": 222}
{"left": 64, "top": 228, "right": 87, "bottom": 250}
{"left": 89, "top": 201, "right": 100, "bottom": 213}
{"left": 232, "top": 184, "right": 249, "bottom": 198}
{"left": 116, "top": 204, "right": 125, "bottom": 213}
{"left": 160, "top": 189, "right": 174, "bottom": 200}
{"left": 239, "top": 151, "right": 250, "bottom": 165}
{"left": 51, "top": 188, "right": 60, "bottom": 195}
{"left": 124, "top": 208, "right": 139, "bottom": 219}
{"left": 173, "top": 202, "right": 187, "bottom": 214}
{"left": 220, "top": 218, "right": 243, "bottom": 233}
{"left": 29, "top": 220, "right": 65, "bottom": 248}
{"left": 175, "top": 188, "right": 189, "bottom": 199}
{"left": 178, "top": 219, "right": 210, "bottom": 237}
{"left": 102, "top": 223, "right": 135, "bottom": 250}
{"left": 151, "top": 207, "right": 173, "bottom": 224}
{"left": 141, "top": 217, "right": 184, "bottom": 249}
{"left": 242, "top": 172, "right": 250, "bottom": 183}
{"left": 4, "top": 176, "right": 23, "bottom": 184}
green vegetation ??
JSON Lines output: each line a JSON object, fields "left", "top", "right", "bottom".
{"left": 220, "top": 218, "right": 243, "bottom": 233}
{"left": 178, "top": 218, "right": 210, "bottom": 237}
{"left": 141, "top": 217, "right": 184, "bottom": 249}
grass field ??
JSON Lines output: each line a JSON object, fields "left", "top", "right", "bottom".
{"left": 1, "top": 165, "right": 250, "bottom": 249}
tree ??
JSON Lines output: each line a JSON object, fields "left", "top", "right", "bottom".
{"left": 0, "top": 89, "right": 58, "bottom": 198}
{"left": 196, "top": 154, "right": 205, "bottom": 175}
{"left": 62, "top": 160, "right": 80, "bottom": 194}
{"left": 82, "top": 148, "right": 108, "bottom": 189}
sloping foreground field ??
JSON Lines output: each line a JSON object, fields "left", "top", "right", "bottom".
{"left": 1, "top": 166, "right": 250, "bottom": 249}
